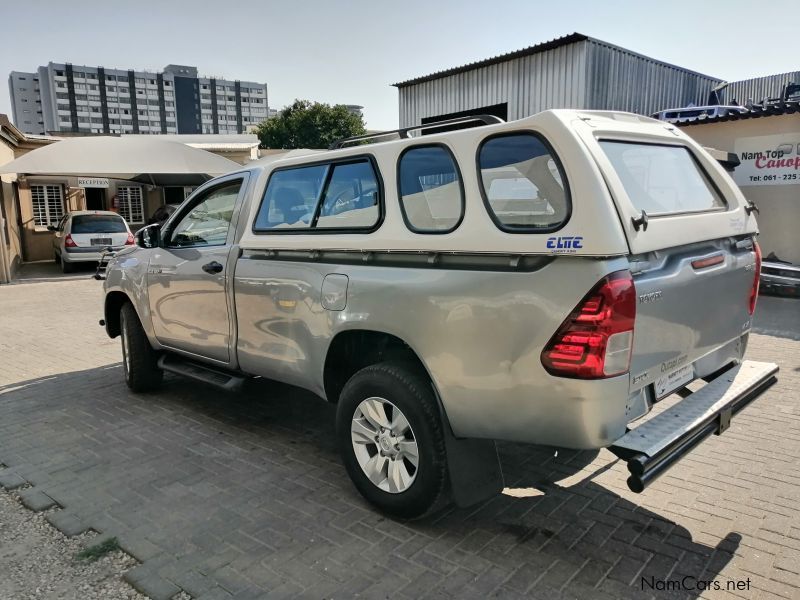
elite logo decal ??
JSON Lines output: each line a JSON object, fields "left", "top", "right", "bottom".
{"left": 546, "top": 236, "right": 583, "bottom": 253}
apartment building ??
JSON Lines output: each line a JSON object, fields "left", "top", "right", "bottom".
{"left": 8, "top": 72, "right": 44, "bottom": 134}
{"left": 8, "top": 63, "right": 268, "bottom": 136}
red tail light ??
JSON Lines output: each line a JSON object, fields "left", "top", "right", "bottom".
{"left": 748, "top": 241, "right": 761, "bottom": 315}
{"left": 64, "top": 234, "right": 77, "bottom": 247}
{"left": 541, "top": 270, "right": 636, "bottom": 379}
{"left": 125, "top": 232, "right": 135, "bottom": 245}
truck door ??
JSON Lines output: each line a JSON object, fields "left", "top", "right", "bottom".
{"left": 147, "top": 174, "right": 248, "bottom": 363}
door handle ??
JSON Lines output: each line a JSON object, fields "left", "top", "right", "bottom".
{"left": 202, "top": 261, "right": 224, "bottom": 274}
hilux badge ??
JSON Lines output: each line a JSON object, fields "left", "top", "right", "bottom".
{"left": 638, "top": 290, "right": 663, "bottom": 304}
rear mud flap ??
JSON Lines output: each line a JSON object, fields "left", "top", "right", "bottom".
{"left": 432, "top": 385, "right": 504, "bottom": 507}
{"left": 443, "top": 431, "right": 504, "bottom": 507}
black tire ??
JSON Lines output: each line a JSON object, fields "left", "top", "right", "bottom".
{"left": 60, "top": 255, "right": 73, "bottom": 273}
{"left": 120, "top": 302, "right": 163, "bottom": 392}
{"left": 336, "top": 362, "right": 449, "bottom": 519}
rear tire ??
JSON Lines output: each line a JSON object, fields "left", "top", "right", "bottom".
{"left": 120, "top": 302, "right": 163, "bottom": 392}
{"left": 59, "top": 255, "right": 73, "bottom": 273}
{"left": 336, "top": 362, "right": 449, "bottom": 519}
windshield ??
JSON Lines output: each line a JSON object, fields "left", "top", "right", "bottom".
{"left": 600, "top": 141, "right": 725, "bottom": 215}
{"left": 71, "top": 215, "right": 128, "bottom": 234}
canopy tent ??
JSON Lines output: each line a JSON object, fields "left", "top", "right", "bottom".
{"left": 0, "top": 136, "right": 241, "bottom": 185}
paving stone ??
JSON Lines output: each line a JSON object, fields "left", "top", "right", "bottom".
{"left": 0, "top": 274, "right": 798, "bottom": 599}
{"left": 0, "top": 470, "right": 27, "bottom": 490}
{"left": 123, "top": 565, "right": 181, "bottom": 600}
{"left": 18, "top": 488, "right": 58, "bottom": 511}
{"left": 45, "top": 510, "right": 91, "bottom": 536}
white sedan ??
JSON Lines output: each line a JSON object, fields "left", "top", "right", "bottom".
{"left": 50, "top": 211, "right": 134, "bottom": 273}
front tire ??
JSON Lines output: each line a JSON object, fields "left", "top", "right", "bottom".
{"left": 120, "top": 302, "right": 163, "bottom": 392}
{"left": 336, "top": 362, "right": 449, "bottom": 519}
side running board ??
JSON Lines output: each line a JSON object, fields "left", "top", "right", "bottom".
{"left": 158, "top": 354, "right": 247, "bottom": 392}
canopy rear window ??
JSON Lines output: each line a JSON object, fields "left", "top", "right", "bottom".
{"left": 599, "top": 141, "right": 726, "bottom": 215}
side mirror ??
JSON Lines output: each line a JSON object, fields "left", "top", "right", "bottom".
{"left": 136, "top": 224, "right": 161, "bottom": 249}
{"left": 47, "top": 225, "right": 57, "bottom": 232}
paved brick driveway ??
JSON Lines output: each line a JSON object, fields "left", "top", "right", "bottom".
{"left": 1, "top": 264, "right": 798, "bottom": 600}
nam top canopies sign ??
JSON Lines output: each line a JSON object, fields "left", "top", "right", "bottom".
{"left": 734, "top": 133, "right": 800, "bottom": 187}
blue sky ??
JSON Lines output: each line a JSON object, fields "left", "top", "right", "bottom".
{"left": 2, "top": 0, "right": 798, "bottom": 130}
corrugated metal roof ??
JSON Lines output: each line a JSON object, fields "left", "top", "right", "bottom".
{"left": 676, "top": 101, "right": 800, "bottom": 126}
{"left": 392, "top": 33, "right": 719, "bottom": 89}
{"left": 724, "top": 71, "right": 800, "bottom": 104}
{"left": 392, "top": 33, "right": 589, "bottom": 87}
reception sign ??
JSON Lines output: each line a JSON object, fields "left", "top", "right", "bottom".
{"left": 77, "top": 177, "right": 110, "bottom": 188}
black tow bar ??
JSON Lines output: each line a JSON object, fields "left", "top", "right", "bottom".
{"left": 612, "top": 369, "right": 777, "bottom": 493}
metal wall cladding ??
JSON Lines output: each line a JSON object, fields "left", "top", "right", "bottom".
{"left": 583, "top": 41, "right": 721, "bottom": 115}
{"left": 397, "top": 39, "right": 723, "bottom": 127}
{"left": 398, "top": 41, "right": 589, "bottom": 128}
{"left": 723, "top": 71, "right": 800, "bottom": 105}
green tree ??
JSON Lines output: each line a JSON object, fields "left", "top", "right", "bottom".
{"left": 255, "top": 100, "right": 366, "bottom": 149}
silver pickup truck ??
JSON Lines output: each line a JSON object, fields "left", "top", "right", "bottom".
{"left": 102, "top": 110, "right": 778, "bottom": 518}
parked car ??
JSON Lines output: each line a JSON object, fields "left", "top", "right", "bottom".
{"left": 101, "top": 110, "right": 778, "bottom": 518}
{"left": 761, "top": 253, "right": 800, "bottom": 296}
{"left": 147, "top": 203, "right": 180, "bottom": 227}
{"left": 50, "top": 211, "right": 134, "bottom": 273}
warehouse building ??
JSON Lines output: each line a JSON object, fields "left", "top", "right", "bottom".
{"left": 393, "top": 33, "right": 726, "bottom": 128}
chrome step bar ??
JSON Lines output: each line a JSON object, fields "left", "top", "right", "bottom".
{"left": 610, "top": 360, "right": 779, "bottom": 493}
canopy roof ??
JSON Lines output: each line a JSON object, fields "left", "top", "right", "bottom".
{"left": 0, "top": 135, "right": 241, "bottom": 185}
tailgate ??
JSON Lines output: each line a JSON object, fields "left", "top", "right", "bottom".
{"left": 628, "top": 237, "right": 758, "bottom": 393}
{"left": 571, "top": 112, "right": 759, "bottom": 256}
{"left": 570, "top": 113, "right": 763, "bottom": 391}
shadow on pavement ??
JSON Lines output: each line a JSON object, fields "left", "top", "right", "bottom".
{"left": 752, "top": 295, "right": 800, "bottom": 341}
{"left": 10, "top": 261, "right": 99, "bottom": 285}
{"left": 0, "top": 365, "right": 742, "bottom": 599}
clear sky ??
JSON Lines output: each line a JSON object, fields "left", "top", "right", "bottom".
{"left": 2, "top": 0, "right": 798, "bottom": 131}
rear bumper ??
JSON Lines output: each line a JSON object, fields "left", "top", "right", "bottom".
{"left": 609, "top": 360, "right": 778, "bottom": 493}
{"left": 63, "top": 246, "right": 125, "bottom": 262}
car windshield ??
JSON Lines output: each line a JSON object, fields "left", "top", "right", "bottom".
{"left": 71, "top": 215, "right": 127, "bottom": 234}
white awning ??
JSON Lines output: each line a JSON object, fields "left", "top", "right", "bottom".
{"left": 0, "top": 136, "right": 241, "bottom": 185}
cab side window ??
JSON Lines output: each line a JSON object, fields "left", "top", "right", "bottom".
{"left": 168, "top": 180, "right": 242, "bottom": 248}
{"left": 316, "top": 161, "right": 379, "bottom": 229}
{"left": 254, "top": 165, "right": 327, "bottom": 230}
{"left": 253, "top": 158, "right": 381, "bottom": 232}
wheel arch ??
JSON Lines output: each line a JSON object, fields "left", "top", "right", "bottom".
{"left": 328, "top": 329, "right": 505, "bottom": 511}
{"left": 104, "top": 290, "right": 132, "bottom": 338}
{"left": 323, "top": 329, "right": 433, "bottom": 405}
